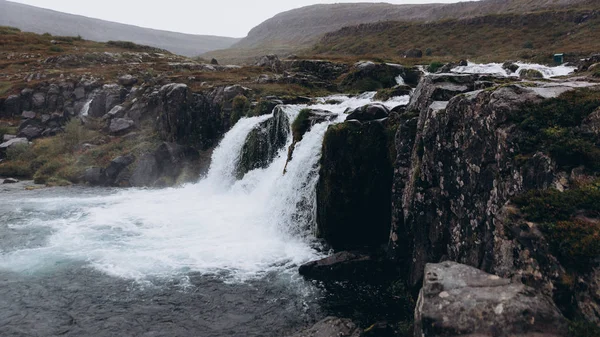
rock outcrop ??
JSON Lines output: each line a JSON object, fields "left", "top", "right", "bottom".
{"left": 236, "top": 107, "right": 290, "bottom": 179}
{"left": 287, "top": 317, "right": 360, "bottom": 337}
{"left": 316, "top": 115, "right": 398, "bottom": 250}
{"left": 415, "top": 262, "right": 569, "bottom": 337}
{"left": 340, "top": 61, "right": 421, "bottom": 92}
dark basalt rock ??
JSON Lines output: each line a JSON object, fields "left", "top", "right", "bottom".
{"left": 299, "top": 251, "right": 393, "bottom": 282}
{"left": 236, "top": 107, "right": 289, "bottom": 179}
{"left": 415, "top": 262, "right": 569, "bottom": 337}
{"left": 108, "top": 118, "right": 135, "bottom": 135}
{"left": 1, "top": 95, "right": 21, "bottom": 117}
{"left": 83, "top": 167, "right": 106, "bottom": 186}
{"left": 287, "top": 317, "right": 360, "bottom": 337}
{"left": 105, "top": 154, "right": 136, "bottom": 184}
{"left": 316, "top": 118, "right": 397, "bottom": 250}
{"left": 406, "top": 73, "right": 478, "bottom": 113}
{"left": 519, "top": 68, "right": 544, "bottom": 79}
{"left": 346, "top": 104, "right": 389, "bottom": 122}
{"left": 503, "top": 61, "right": 520, "bottom": 74}
{"left": 340, "top": 61, "right": 421, "bottom": 92}
{"left": 17, "top": 125, "right": 44, "bottom": 140}
{"left": 404, "top": 49, "right": 423, "bottom": 58}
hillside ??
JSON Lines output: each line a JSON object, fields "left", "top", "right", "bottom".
{"left": 0, "top": 0, "right": 240, "bottom": 57}
{"left": 206, "top": 0, "right": 592, "bottom": 63}
{"left": 312, "top": 9, "right": 600, "bottom": 63}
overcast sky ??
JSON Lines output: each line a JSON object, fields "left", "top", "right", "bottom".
{"left": 10, "top": 0, "right": 474, "bottom": 37}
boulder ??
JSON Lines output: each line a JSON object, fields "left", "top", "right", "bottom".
{"left": 83, "top": 167, "right": 106, "bottom": 186}
{"left": 404, "top": 49, "right": 423, "bottom": 58}
{"left": 105, "top": 154, "right": 135, "bottom": 184}
{"left": 415, "top": 262, "right": 569, "bottom": 337}
{"left": 1, "top": 95, "right": 20, "bottom": 117}
{"left": 256, "top": 54, "right": 283, "bottom": 73}
{"left": 519, "top": 68, "right": 544, "bottom": 79}
{"left": 374, "top": 85, "right": 412, "bottom": 101}
{"left": 316, "top": 119, "right": 396, "bottom": 250}
{"left": 105, "top": 105, "right": 126, "bottom": 119}
{"left": 210, "top": 58, "right": 219, "bottom": 65}
{"left": 3, "top": 134, "right": 16, "bottom": 142}
{"left": 236, "top": 107, "right": 290, "bottom": 179}
{"left": 109, "top": 118, "right": 135, "bottom": 135}
{"left": 31, "top": 92, "right": 45, "bottom": 110}
{"left": 118, "top": 75, "right": 138, "bottom": 87}
{"left": 406, "top": 73, "right": 477, "bottom": 113}
{"left": 0, "top": 137, "right": 28, "bottom": 150}
{"left": 502, "top": 62, "right": 520, "bottom": 74}
{"left": 299, "top": 251, "right": 392, "bottom": 282}
{"left": 17, "top": 125, "right": 44, "bottom": 140}
{"left": 21, "top": 111, "right": 36, "bottom": 119}
{"left": 88, "top": 92, "right": 107, "bottom": 118}
{"left": 130, "top": 154, "right": 160, "bottom": 187}
{"left": 340, "top": 62, "right": 421, "bottom": 91}
{"left": 346, "top": 104, "right": 389, "bottom": 122}
{"left": 3, "top": 178, "right": 19, "bottom": 184}
{"left": 287, "top": 317, "right": 360, "bottom": 337}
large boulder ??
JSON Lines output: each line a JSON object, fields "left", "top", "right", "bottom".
{"left": 415, "top": 262, "right": 569, "bottom": 337}
{"left": 340, "top": 61, "right": 421, "bottom": 92}
{"left": 519, "top": 68, "right": 544, "bottom": 79}
{"left": 1, "top": 95, "right": 21, "bottom": 117}
{"left": 104, "top": 154, "right": 135, "bottom": 185}
{"left": 0, "top": 137, "right": 28, "bottom": 150}
{"left": 406, "top": 73, "right": 478, "bottom": 113}
{"left": 346, "top": 104, "right": 389, "bottom": 122}
{"left": 287, "top": 317, "right": 360, "bottom": 337}
{"left": 316, "top": 117, "right": 397, "bottom": 250}
{"left": 83, "top": 167, "right": 106, "bottom": 186}
{"left": 236, "top": 107, "right": 290, "bottom": 179}
{"left": 404, "top": 49, "right": 423, "bottom": 58}
{"left": 108, "top": 118, "right": 135, "bottom": 135}
{"left": 256, "top": 54, "right": 283, "bottom": 73}
{"left": 17, "top": 125, "right": 44, "bottom": 140}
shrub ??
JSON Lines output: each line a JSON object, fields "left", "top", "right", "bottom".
{"left": 569, "top": 319, "right": 600, "bottom": 337}
{"left": 6, "top": 143, "right": 33, "bottom": 161}
{"left": 425, "top": 48, "right": 433, "bottom": 56}
{"left": 62, "top": 118, "right": 98, "bottom": 151}
{"left": 427, "top": 61, "right": 445, "bottom": 73}
{"left": 523, "top": 41, "right": 534, "bottom": 49}
{"left": 0, "top": 160, "right": 33, "bottom": 177}
{"left": 49, "top": 46, "right": 64, "bottom": 53}
{"left": 230, "top": 95, "right": 250, "bottom": 126}
{"left": 547, "top": 219, "right": 600, "bottom": 271}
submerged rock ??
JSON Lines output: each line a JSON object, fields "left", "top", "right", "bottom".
{"left": 299, "top": 251, "right": 392, "bottom": 282}
{"left": 519, "top": 68, "right": 544, "bottom": 79}
{"left": 287, "top": 317, "right": 360, "bottom": 337}
{"left": 415, "top": 262, "right": 569, "bottom": 337}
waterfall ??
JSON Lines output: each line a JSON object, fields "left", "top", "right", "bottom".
{"left": 0, "top": 93, "right": 408, "bottom": 283}
{"left": 79, "top": 99, "right": 93, "bottom": 116}
{"left": 450, "top": 61, "right": 576, "bottom": 78}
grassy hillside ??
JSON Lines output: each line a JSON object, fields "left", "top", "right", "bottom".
{"left": 0, "top": 0, "right": 239, "bottom": 57}
{"left": 206, "top": 0, "right": 593, "bottom": 64}
{"left": 311, "top": 9, "right": 600, "bottom": 63}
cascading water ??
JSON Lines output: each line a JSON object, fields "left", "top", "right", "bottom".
{"left": 451, "top": 61, "right": 576, "bottom": 78}
{"left": 0, "top": 92, "right": 408, "bottom": 336}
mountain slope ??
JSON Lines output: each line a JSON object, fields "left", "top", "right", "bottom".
{"left": 0, "top": 0, "right": 240, "bottom": 57}
{"left": 207, "top": 0, "right": 592, "bottom": 63}
{"left": 312, "top": 9, "right": 600, "bottom": 62}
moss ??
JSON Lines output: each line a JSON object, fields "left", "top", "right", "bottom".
{"left": 569, "top": 319, "right": 600, "bottom": 337}
{"left": 511, "top": 88, "right": 600, "bottom": 171}
{"left": 230, "top": 95, "right": 250, "bottom": 126}
{"left": 291, "top": 109, "right": 312, "bottom": 142}
{"left": 547, "top": 219, "right": 600, "bottom": 271}
{"left": 251, "top": 99, "right": 278, "bottom": 117}
{"left": 427, "top": 61, "right": 445, "bottom": 73}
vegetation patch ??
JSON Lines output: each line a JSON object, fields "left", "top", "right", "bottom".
{"left": 291, "top": 109, "right": 312, "bottom": 142}
{"left": 510, "top": 88, "right": 600, "bottom": 171}
{"left": 514, "top": 181, "right": 600, "bottom": 272}
{"left": 427, "top": 61, "right": 445, "bottom": 73}
{"left": 230, "top": 95, "right": 250, "bottom": 126}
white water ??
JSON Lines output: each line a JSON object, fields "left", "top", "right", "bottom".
{"left": 451, "top": 61, "right": 576, "bottom": 79}
{"left": 1, "top": 94, "right": 406, "bottom": 283}
{"left": 79, "top": 99, "right": 92, "bottom": 116}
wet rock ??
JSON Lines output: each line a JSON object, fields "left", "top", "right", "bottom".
{"left": 285, "top": 109, "right": 336, "bottom": 172}
{"left": 503, "top": 62, "right": 520, "bottom": 74}
{"left": 374, "top": 85, "right": 412, "bottom": 101}
{"left": 415, "top": 262, "right": 569, "bottom": 337}
{"left": 153, "top": 142, "right": 200, "bottom": 183}
{"left": 17, "top": 125, "right": 44, "bottom": 140}
{"left": 118, "top": 75, "right": 138, "bottom": 86}
{"left": 83, "top": 167, "right": 106, "bottom": 186}
{"left": 109, "top": 118, "right": 135, "bottom": 135}
{"left": 404, "top": 49, "right": 423, "bottom": 58}
{"left": 3, "top": 178, "right": 19, "bottom": 184}
{"left": 519, "top": 68, "right": 544, "bottom": 79}
{"left": 581, "top": 107, "right": 600, "bottom": 136}
{"left": 236, "top": 107, "right": 289, "bottom": 179}
{"left": 21, "top": 111, "right": 36, "bottom": 119}
{"left": 105, "top": 154, "right": 136, "bottom": 185}
{"left": 287, "top": 317, "right": 360, "bottom": 337}
{"left": 105, "top": 105, "right": 126, "bottom": 119}
{"left": 317, "top": 119, "right": 396, "bottom": 250}
{"left": 299, "top": 251, "right": 392, "bottom": 282}
{"left": 346, "top": 104, "right": 389, "bottom": 122}
{"left": 130, "top": 154, "right": 160, "bottom": 187}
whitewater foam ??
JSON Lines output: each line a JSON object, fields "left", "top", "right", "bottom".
{"left": 451, "top": 61, "right": 576, "bottom": 79}
{"left": 0, "top": 94, "right": 398, "bottom": 283}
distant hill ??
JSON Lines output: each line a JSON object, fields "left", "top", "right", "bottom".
{"left": 206, "top": 0, "right": 594, "bottom": 63}
{"left": 0, "top": 0, "right": 240, "bottom": 57}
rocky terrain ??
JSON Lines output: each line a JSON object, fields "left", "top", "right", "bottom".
{"left": 2, "top": 20, "right": 600, "bottom": 337}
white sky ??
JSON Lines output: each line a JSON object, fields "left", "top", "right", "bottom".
{"left": 9, "top": 0, "right": 474, "bottom": 37}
